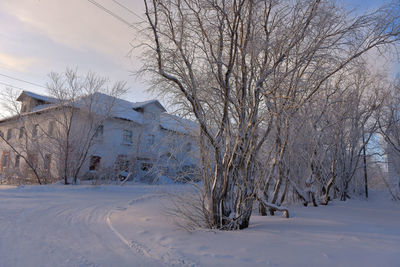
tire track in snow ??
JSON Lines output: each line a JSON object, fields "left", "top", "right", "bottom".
{"left": 106, "top": 211, "right": 151, "bottom": 257}
{"left": 106, "top": 192, "right": 198, "bottom": 267}
{"left": 0, "top": 187, "right": 162, "bottom": 267}
{"left": 106, "top": 193, "right": 163, "bottom": 257}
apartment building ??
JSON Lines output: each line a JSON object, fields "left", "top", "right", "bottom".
{"left": 0, "top": 90, "right": 198, "bottom": 183}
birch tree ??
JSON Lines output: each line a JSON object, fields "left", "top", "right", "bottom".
{"left": 0, "top": 70, "right": 127, "bottom": 185}
{"left": 0, "top": 89, "right": 49, "bottom": 184}
{"left": 287, "top": 66, "right": 385, "bottom": 205}
{"left": 378, "top": 77, "right": 400, "bottom": 199}
{"left": 46, "top": 69, "right": 127, "bottom": 184}
{"left": 142, "top": 0, "right": 400, "bottom": 229}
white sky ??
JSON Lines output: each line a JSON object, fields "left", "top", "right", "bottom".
{"left": 0, "top": 0, "right": 148, "bottom": 115}
{"left": 0, "top": 0, "right": 398, "bottom": 117}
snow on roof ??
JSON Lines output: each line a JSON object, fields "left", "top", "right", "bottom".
{"left": 3, "top": 91, "right": 145, "bottom": 124}
{"left": 16, "top": 91, "right": 58, "bottom": 103}
{"left": 131, "top": 100, "right": 166, "bottom": 112}
{"left": 0, "top": 105, "right": 60, "bottom": 124}
{"left": 160, "top": 113, "right": 198, "bottom": 134}
{"left": 7, "top": 91, "right": 174, "bottom": 126}
{"left": 76, "top": 92, "right": 144, "bottom": 124}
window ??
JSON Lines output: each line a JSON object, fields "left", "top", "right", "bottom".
{"left": 32, "top": 124, "right": 39, "bottom": 138}
{"left": 147, "top": 134, "right": 155, "bottom": 146}
{"left": 1, "top": 152, "right": 9, "bottom": 171}
{"left": 94, "top": 125, "right": 103, "bottom": 138}
{"left": 44, "top": 154, "right": 51, "bottom": 171}
{"left": 140, "top": 162, "right": 153, "bottom": 172}
{"left": 48, "top": 121, "right": 55, "bottom": 136}
{"left": 122, "top": 130, "right": 132, "bottom": 145}
{"left": 185, "top": 142, "right": 192, "bottom": 152}
{"left": 89, "top": 156, "right": 101, "bottom": 171}
{"left": 15, "top": 155, "right": 20, "bottom": 168}
{"left": 27, "top": 153, "right": 38, "bottom": 168}
{"left": 116, "top": 155, "right": 130, "bottom": 172}
{"left": 19, "top": 127, "right": 25, "bottom": 139}
{"left": 7, "top": 129, "right": 12, "bottom": 140}
{"left": 0, "top": 130, "right": 3, "bottom": 138}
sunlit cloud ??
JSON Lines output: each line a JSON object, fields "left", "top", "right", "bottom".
{"left": 0, "top": 53, "right": 38, "bottom": 72}
{"left": 0, "top": 0, "right": 142, "bottom": 67}
{"left": 0, "top": 0, "right": 150, "bottom": 107}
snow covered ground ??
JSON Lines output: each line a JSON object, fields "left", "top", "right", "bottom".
{"left": 0, "top": 184, "right": 399, "bottom": 267}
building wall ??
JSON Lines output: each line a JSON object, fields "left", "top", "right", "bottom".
{"left": 0, "top": 94, "right": 198, "bottom": 183}
{"left": 0, "top": 110, "right": 62, "bottom": 183}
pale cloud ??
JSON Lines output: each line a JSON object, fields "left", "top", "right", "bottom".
{"left": 0, "top": 0, "right": 151, "bottom": 107}
{"left": 0, "top": 0, "right": 396, "bottom": 118}
{"left": 0, "top": 0, "right": 143, "bottom": 67}
{"left": 0, "top": 53, "right": 39, "bottom": 72}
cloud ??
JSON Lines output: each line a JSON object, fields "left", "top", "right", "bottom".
{"left": 0, "top": 53, "right": 39, "bottom": 72}
{"left": 0, "top": 0, "right": 149, "bottom": 96}
{"left": 0, "top": 0, "right": 144, "bottom": 66}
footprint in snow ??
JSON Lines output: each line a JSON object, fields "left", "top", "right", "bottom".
{"left": 129, "top": 240, "right": 151, "bottom": 257}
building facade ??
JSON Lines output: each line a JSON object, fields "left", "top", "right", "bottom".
{"left": 0, "top": 91, "right": 198, "bottom": 184}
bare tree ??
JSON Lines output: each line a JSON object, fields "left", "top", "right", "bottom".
{"left": 141, "top": 0, "right": 400, "bottom": 229}
{"left": 46, "top": 69, "right": 128, "bottom": 184}
{"left": 0, "top": 89, "right": 48, "bottom": 184}
{"left": 0, "top": 69, "right": 128, "bottom": 185}
{"left": 378, "top": 76, "right": 400, "bottom": 200}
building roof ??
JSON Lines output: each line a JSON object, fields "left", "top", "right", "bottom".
{"left": 16, "top": 91, "right": 58, "bottom": 103}
{"left": 12, "top": 91, "right": 167, "bottom": 125}
{"left": 131, "top": 100, "right": 166, "bottom": 112}
{"left": 3, "top": 90, "right": 198, "bottom": 132}
{"left": 77, "top": 92, "right": 144, "bottom": 124}
{"left": 160, "top": 113, "right": 198, "bottom": 134}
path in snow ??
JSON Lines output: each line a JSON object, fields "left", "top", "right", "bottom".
{"left": 109, "top": 189, "right": 400, "bottom": 267}
{"left": 0, "top": 185, "right": 167, "bottom": 267}
{"left": 108, "top": 192, "right": 198, "bottom": 267}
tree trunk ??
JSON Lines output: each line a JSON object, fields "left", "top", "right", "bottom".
{"left": 257, "top": 191, "right": 289, "bottom": 218}
{"left": 362, "top": 134, "right": 368, "bottom": 198}
{"left": 259, "top": 181, "right": 270, "bottom": 216}
{"left": 209, "top": 193, "right": 253, "bottom": 230}
{"left": 259, "top": 203, "right": 267, "bottom": 216}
